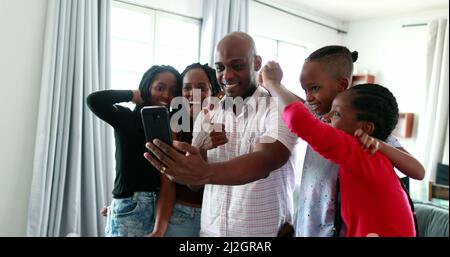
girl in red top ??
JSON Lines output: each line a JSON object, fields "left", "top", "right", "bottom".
{"left": 260, "top": 61, "right": 415, "bottom": 237}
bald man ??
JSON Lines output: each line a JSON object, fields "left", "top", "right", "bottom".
{"left": 145, "top": 32, "right": 298, "bottom": 236}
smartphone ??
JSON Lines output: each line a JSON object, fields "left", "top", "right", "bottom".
{"left": 140, "top": 106, "right": 172, "bottom": 145}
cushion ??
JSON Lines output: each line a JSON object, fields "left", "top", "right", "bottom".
{"left": 413, "top": 201, "right": 449, "bottom": 237}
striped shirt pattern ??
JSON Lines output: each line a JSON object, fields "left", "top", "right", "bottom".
{"left": 193, "top": 86, "right": 298, "bottom": 237}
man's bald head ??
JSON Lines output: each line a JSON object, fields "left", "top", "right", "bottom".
{"left": 216, "top": 31, "right": 257, "bottom": 58}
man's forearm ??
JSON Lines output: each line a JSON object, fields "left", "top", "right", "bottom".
{"left": 207, "top": 143, "right": 290, "bottom": 185}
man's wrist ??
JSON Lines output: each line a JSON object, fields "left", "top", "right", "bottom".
{"left": 202, "top": 163, "right": 213, "bottom": 185}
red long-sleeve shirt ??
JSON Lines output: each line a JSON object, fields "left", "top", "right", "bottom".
{"left": 283, "top": 102, "right": 415, "bottom": 237}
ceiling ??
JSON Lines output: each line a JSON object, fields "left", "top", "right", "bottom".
{"left": 280, "top": 0, "right": 449, "bottom": 22}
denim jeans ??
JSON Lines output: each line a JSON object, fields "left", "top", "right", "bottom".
{"left": 164, "top": 203, "right": 201, "bottom": 237}
{"left": 105, "top": 192, "right": 156, "bottom": 237}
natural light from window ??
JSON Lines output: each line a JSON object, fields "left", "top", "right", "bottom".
{"left": 154, "top": 14, "right": 200, "bottom": 71}
{"left": 111, "top": 2, "right": 200, "bottom": 95}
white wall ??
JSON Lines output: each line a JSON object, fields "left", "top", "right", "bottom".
{"left": 0, "top": 0, "right": 48, "bottom": 236}
{"left": 249, "top": 0, "right": 345, "bottom": 53}
{"left": 249, "top": 3, "right": 449, "bottom": 166}
{"left": 344, "top": 9, "right": 448, "bottom": 158}
{"left": 343, "top": 8, "right": 449, "bottom": 200}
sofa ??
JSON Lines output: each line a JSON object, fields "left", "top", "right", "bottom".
{"left": 414, "top": 200, "right": 449, "bottom": 237}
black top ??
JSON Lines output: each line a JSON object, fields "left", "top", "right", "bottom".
{"left": 86, "top": 90, "right": 160, "bottom": 198}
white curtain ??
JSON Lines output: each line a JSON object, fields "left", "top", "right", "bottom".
{"left": 417, "top": 19, "right": 449, "bottom": 183}
{"left": 442, "top": 120, "right": 449, "bottom": 165}
{"left": 27, "top": 0, "right": 114, "bottom": 236}
{"left": 200, "top": 0, "right": 249, "bottom": 66}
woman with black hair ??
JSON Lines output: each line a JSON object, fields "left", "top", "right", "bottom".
{"left": 164, "top": 63, "right": 226, "bottom": 237}
{"left": 86, "top": 65, "right": 181, "bottom": 237}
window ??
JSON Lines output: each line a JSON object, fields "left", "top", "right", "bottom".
{"left": 108, "top": 1, "right": 201, "bottom": 172}
{"left": 253, "top": 35, "right": 306, "bottom": 99}
{"left": 154, "top": 13, "right": 200, "bottom": 71}
{"left": 111, "top": 1, "right": 201, "bottom": 95}
{"left": 253, "top": 36, "right": 308, "bottom": 189}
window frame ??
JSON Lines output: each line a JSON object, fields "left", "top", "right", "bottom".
{"left": 111, "top": 0, "right": 202, "bottom": 91}
{"left": 253, "top": 34, "right": 307, "bottom": 98}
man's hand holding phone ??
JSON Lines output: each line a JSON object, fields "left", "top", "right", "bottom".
{"left": 140, "top": 106, "right": 173, "bottom": 146}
